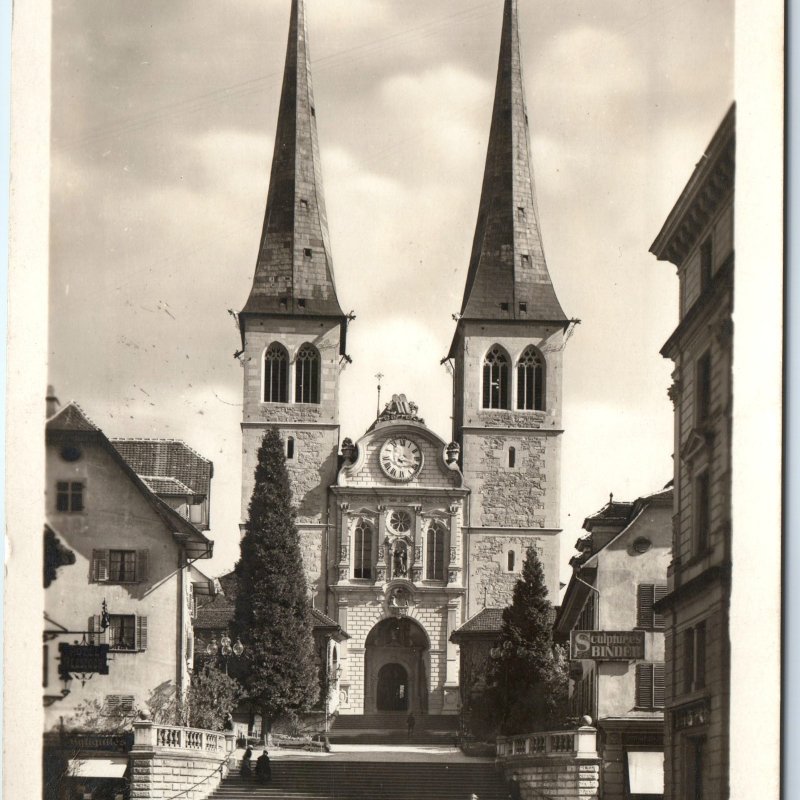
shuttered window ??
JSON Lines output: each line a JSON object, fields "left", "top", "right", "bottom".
{"left": 106, "top": 695, "right": 135, "bottom": 713}
{"left": 92, "top": 549, "right": 148, "bottom": 583}
{"left": 89, "top": 614, "right": 148, "bottom": 651}
{"left": 635, "top": 662, "right": 665, "bottom": 709}
{"left": 637, "top": 584, "right": 667, "bottom": 629}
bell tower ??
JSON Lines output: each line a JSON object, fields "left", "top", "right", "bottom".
{"left": 448, "top": 0, "right": 572, "bottom": 608}
{"left": 237, "top": 0, "right": 347, "bottom": 601}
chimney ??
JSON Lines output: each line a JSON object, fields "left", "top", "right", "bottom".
{"left": 46, "top": 385, "right": 60, "bottom": 418}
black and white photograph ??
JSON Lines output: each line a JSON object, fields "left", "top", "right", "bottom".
{"left": 5, "top": 0, "right": 783, "bottom": 798}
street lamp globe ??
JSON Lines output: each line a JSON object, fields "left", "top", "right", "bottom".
{"left": 205, "top": 637, "right": 219, "bottom": 656}
{"left": 232, "top": 638, "right": 244, "bottom": 657}
{"left": 220, "top": 634, "right": 232, "bottom": 657}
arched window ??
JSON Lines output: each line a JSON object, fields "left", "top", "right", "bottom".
{"left": 482, "top": 346, "right": 510, "bottom": 409}
{"left": 507, "top": 550, "right": 516, "bottom": 572}
{"left": 426, "top": 521, "right": 446, "bottom": 580}
{"left": 353, "top": 520, "right": 373, "bottom": 580}
{"left": 517, "top": 346, "right": 545, "bottom": 410}
{"left": 264, "top": 343, "right": 288, "bottom": 403}
{"left": 295, "top": 343, "right": 320, "bottom": 404}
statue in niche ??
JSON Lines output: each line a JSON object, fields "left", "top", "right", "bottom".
{"left": 392, "top": 543, "right": 408, "bottom": 578}
{"left": 389, "top": 586, "right": 410, "bottom": 609}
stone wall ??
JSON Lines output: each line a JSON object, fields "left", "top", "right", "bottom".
{"left": 467, "top": 531, "right": 559, "bottom": 615}
{"left": 129, "top": 724, "right": 235, "bottom": 800}
{"left": 497, "top": 727, "right": 601, "bottom": 800}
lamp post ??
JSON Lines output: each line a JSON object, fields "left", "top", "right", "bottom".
{"left": 206, "top": 634, "right": 244, "bottom": 675}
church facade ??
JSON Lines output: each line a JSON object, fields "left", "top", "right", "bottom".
{"left": 235, "top": 0, "right": 571, "bottom": 716}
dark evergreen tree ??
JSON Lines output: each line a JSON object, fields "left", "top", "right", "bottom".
{"left": 486, "top": 546, "right": 568, "bottom": 734}
{"left": 232, "top": 428, "right": 319, "bottom": 728}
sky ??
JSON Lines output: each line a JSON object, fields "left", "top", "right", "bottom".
{"left": 48, "top": 0, "right": 734, "bottom": 583}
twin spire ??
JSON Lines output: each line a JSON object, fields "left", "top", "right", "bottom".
{"left": 243, "top": 0, "right": 565, "bottom": 325}
{"left": 242, "top": 0, "right": 343, "bottom": 318}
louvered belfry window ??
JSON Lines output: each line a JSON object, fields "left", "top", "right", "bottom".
{"left": 353, "top": 520, "right": 373, "bottom": 580}
{"left": 637, "top": 584, "right": 667, "bottom": 629}
{"left": 517, "top": 346, "right": 545, "bottom": 410}
{"left": 636, "top": 663, "right": 665, "bottom": 708}
{"left": 483, "top": 346, "right": 510, "bottom": 409}
{"left": 264, "top": 343, "right": 289, "bottom": 403}
{"left": 295, "top": 344, "right": 320, "bottom": 404}
{"left": 426, "top": 521, "right": 446, "bottom": 580}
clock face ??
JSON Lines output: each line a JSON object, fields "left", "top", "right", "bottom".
{"left": 379, "top": 437, "right": 423, "bottom": 481}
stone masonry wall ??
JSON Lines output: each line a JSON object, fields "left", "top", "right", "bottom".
{"left": 467, "top": 532, "right": 559, "bottom": 615}
{"left": 130, "top": 751, "right": 230, "bottom": 800}
{"left": 502, "top": 758, "right": 601, "bottom": 800}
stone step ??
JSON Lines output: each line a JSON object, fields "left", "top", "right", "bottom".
{"left": 209, "top": 761, "right": 509, "bottom": 800}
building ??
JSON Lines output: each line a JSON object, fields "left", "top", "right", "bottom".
{"left": 554, "top": 487, "right": 672, "bottom": 800}
{"left": 111, "top": 439, "right": 214, "bottom": 531}
{"left": 191, "top": 573, "right": 349, "bottom": 736}
{"left": 233, "top": 0, "right": 570, "bottom": 717}
{"left": 649, "top": 106, "right": 734, "bottom": 799}
{"left": 44, "top": 398, "right": 214, "bottom": 731}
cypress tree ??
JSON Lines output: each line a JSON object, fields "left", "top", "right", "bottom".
{"left": 233, "top": 428, "right": 319, "bottom": 728}
{"left": 486, "top": 546, "right": 568, "bottom": 734}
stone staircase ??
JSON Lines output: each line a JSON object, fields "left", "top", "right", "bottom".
{"left": 208, "top": 760, "right": 509, "bottom": 799}
{"left": 327, "top": 713, "right": 460, "bottom": 745}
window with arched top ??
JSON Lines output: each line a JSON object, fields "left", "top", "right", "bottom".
{"left": 264, "top": 343, "right": 289, "bottom": 403}
{"left": 483, "top": 346, "right": 510, "bottom": 409}
{"left": 353, "top": 520, "right": 373, "bottom": 580}
{"left": 517, "top": 346, "right": 545, "bottom": 410}
{"left": 507, "top": 550, "right": 516, "bottom": 572}
{"left": 295, "top": 343, "right": 320, "bottom": 404}
{"left": 426, "top": 521, "right": 446, "bottom": 580}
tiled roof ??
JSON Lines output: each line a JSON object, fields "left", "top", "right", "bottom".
{"left": 140, "top": 476, "right": 195, "bottom": 496}
{"left": 111, "top": 439, "right": 212, "bottom": 496}
{"left": 46, "top": 402, "right": 99, "bottom": 432}
{"left": 311, "top": 609, "right": 340, "bottom": 628}
{"left": 453, "top": 608, "right": 505, "bottom": 635}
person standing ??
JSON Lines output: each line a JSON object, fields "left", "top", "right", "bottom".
{"left": 255, "top": 751, "right": 272, "bottom": 784}
{"left": 240, "top": 747, "right": 252, "bottom": 778}
{"left": 406, "top": 712, "right": 416, "bottom": 741}
{"left": 508, "top": 773, "right": 522, "bottom": 800}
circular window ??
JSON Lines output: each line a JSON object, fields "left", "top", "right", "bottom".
{"left": 632, "top": 537, "right": 651, "bottom": 554}
{"left": 60, "top": 445, "right": 82, "bottom": 462}
{"left": 388, "top": 510, "right": 412, "bottom": 533}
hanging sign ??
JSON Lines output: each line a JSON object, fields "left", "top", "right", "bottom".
{"left": 570, "top": 630, "right": 645, "bottom": 661}
{"left": 58, "top": 642, "right": 110, "bottom": 681}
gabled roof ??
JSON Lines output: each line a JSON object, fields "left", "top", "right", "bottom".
{"left": 241, "top": 0, "right": 345, "bottom": 320}
{"left": 47, "top": 402, "right": 212, "bottom": 560}
{"left": 111, "top": 439, "right": 213, "bottom": 497}
{"left": 450, "top": 608, "right": 505, "bottom": 642}
{"left": 458, "top": 0, "right": 566, "bottom": 324}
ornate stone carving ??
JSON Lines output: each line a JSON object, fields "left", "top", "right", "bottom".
{"left": 337, "top": 568, "right": 348, "bottom": 582}
{"left": 445, "top": 441, "right": 460, "bottom": 464}
{"left": 411, "top": 566, "right": 422, "bottom": 582}
{"left": 376, "top": 565, "right": 387, "bottom": 582}
{"left": 414, "top": 546, "right": 422, "bottom": 561}
{"left": 449, "top": 547, "right": 457, "bottom": 563}
{"left": 339, "top": 501, "right": 350, "bottom": 512}
{"left": 377, "top": 393, "right": 425, "bottom": 425}
{"left": 448, "top": 503, "right": 460, "bottom": 516}
{"left": 447, "top": 570, "right": 457, "bottom": 584}
{"left": 339, "top": 546, "right": 349, "bottom": 563}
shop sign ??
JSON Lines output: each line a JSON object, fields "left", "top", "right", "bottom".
{"left": 58, "top": 642, "right": 110, "bottom": 680}
{"left": 570, "top": 630, "right": 645, "bottom": 661}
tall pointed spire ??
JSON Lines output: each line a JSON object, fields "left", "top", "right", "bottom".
{"left": 459, "top": 0, "right": 565, "bottom": 322}
{"left": 242, "top": 0, "right": 344, "bottom": 318}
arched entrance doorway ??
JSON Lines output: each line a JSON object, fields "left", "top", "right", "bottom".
{"left": 377, "top": 663, "right": 408, "bottom": 711}
{"left": 364, "top": 617, "right": 429, "bottom": 714}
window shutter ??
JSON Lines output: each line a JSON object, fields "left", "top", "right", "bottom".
{"left": 637, "top": 584, "right": 654, "bottom": 628}
{"left": 635, "top": 663, "right": 653, "bottom": 708}
{"left": 92, "top": 550, "right": 109, "bottom": 582}
{"left": 137, "top": 550, "right": 149, "bottom": 583}
{"left": 136, "top": 616, "right": 148, "bottom": 651}
{"left": 653, "top": 584, "right": 667, "bottom": 628}
{"left": 653, "top": 663, "right": 666, "bottom": 707}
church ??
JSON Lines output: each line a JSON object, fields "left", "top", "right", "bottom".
{"left": 234, "top": 0, "right": 571, "bottom": 717}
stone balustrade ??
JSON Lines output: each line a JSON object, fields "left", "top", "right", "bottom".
{"left": 496, "top": 725, "right": 601, "bottom": 800}
{"left": 130, "top": 721, "right": 235, "bottom": 800}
